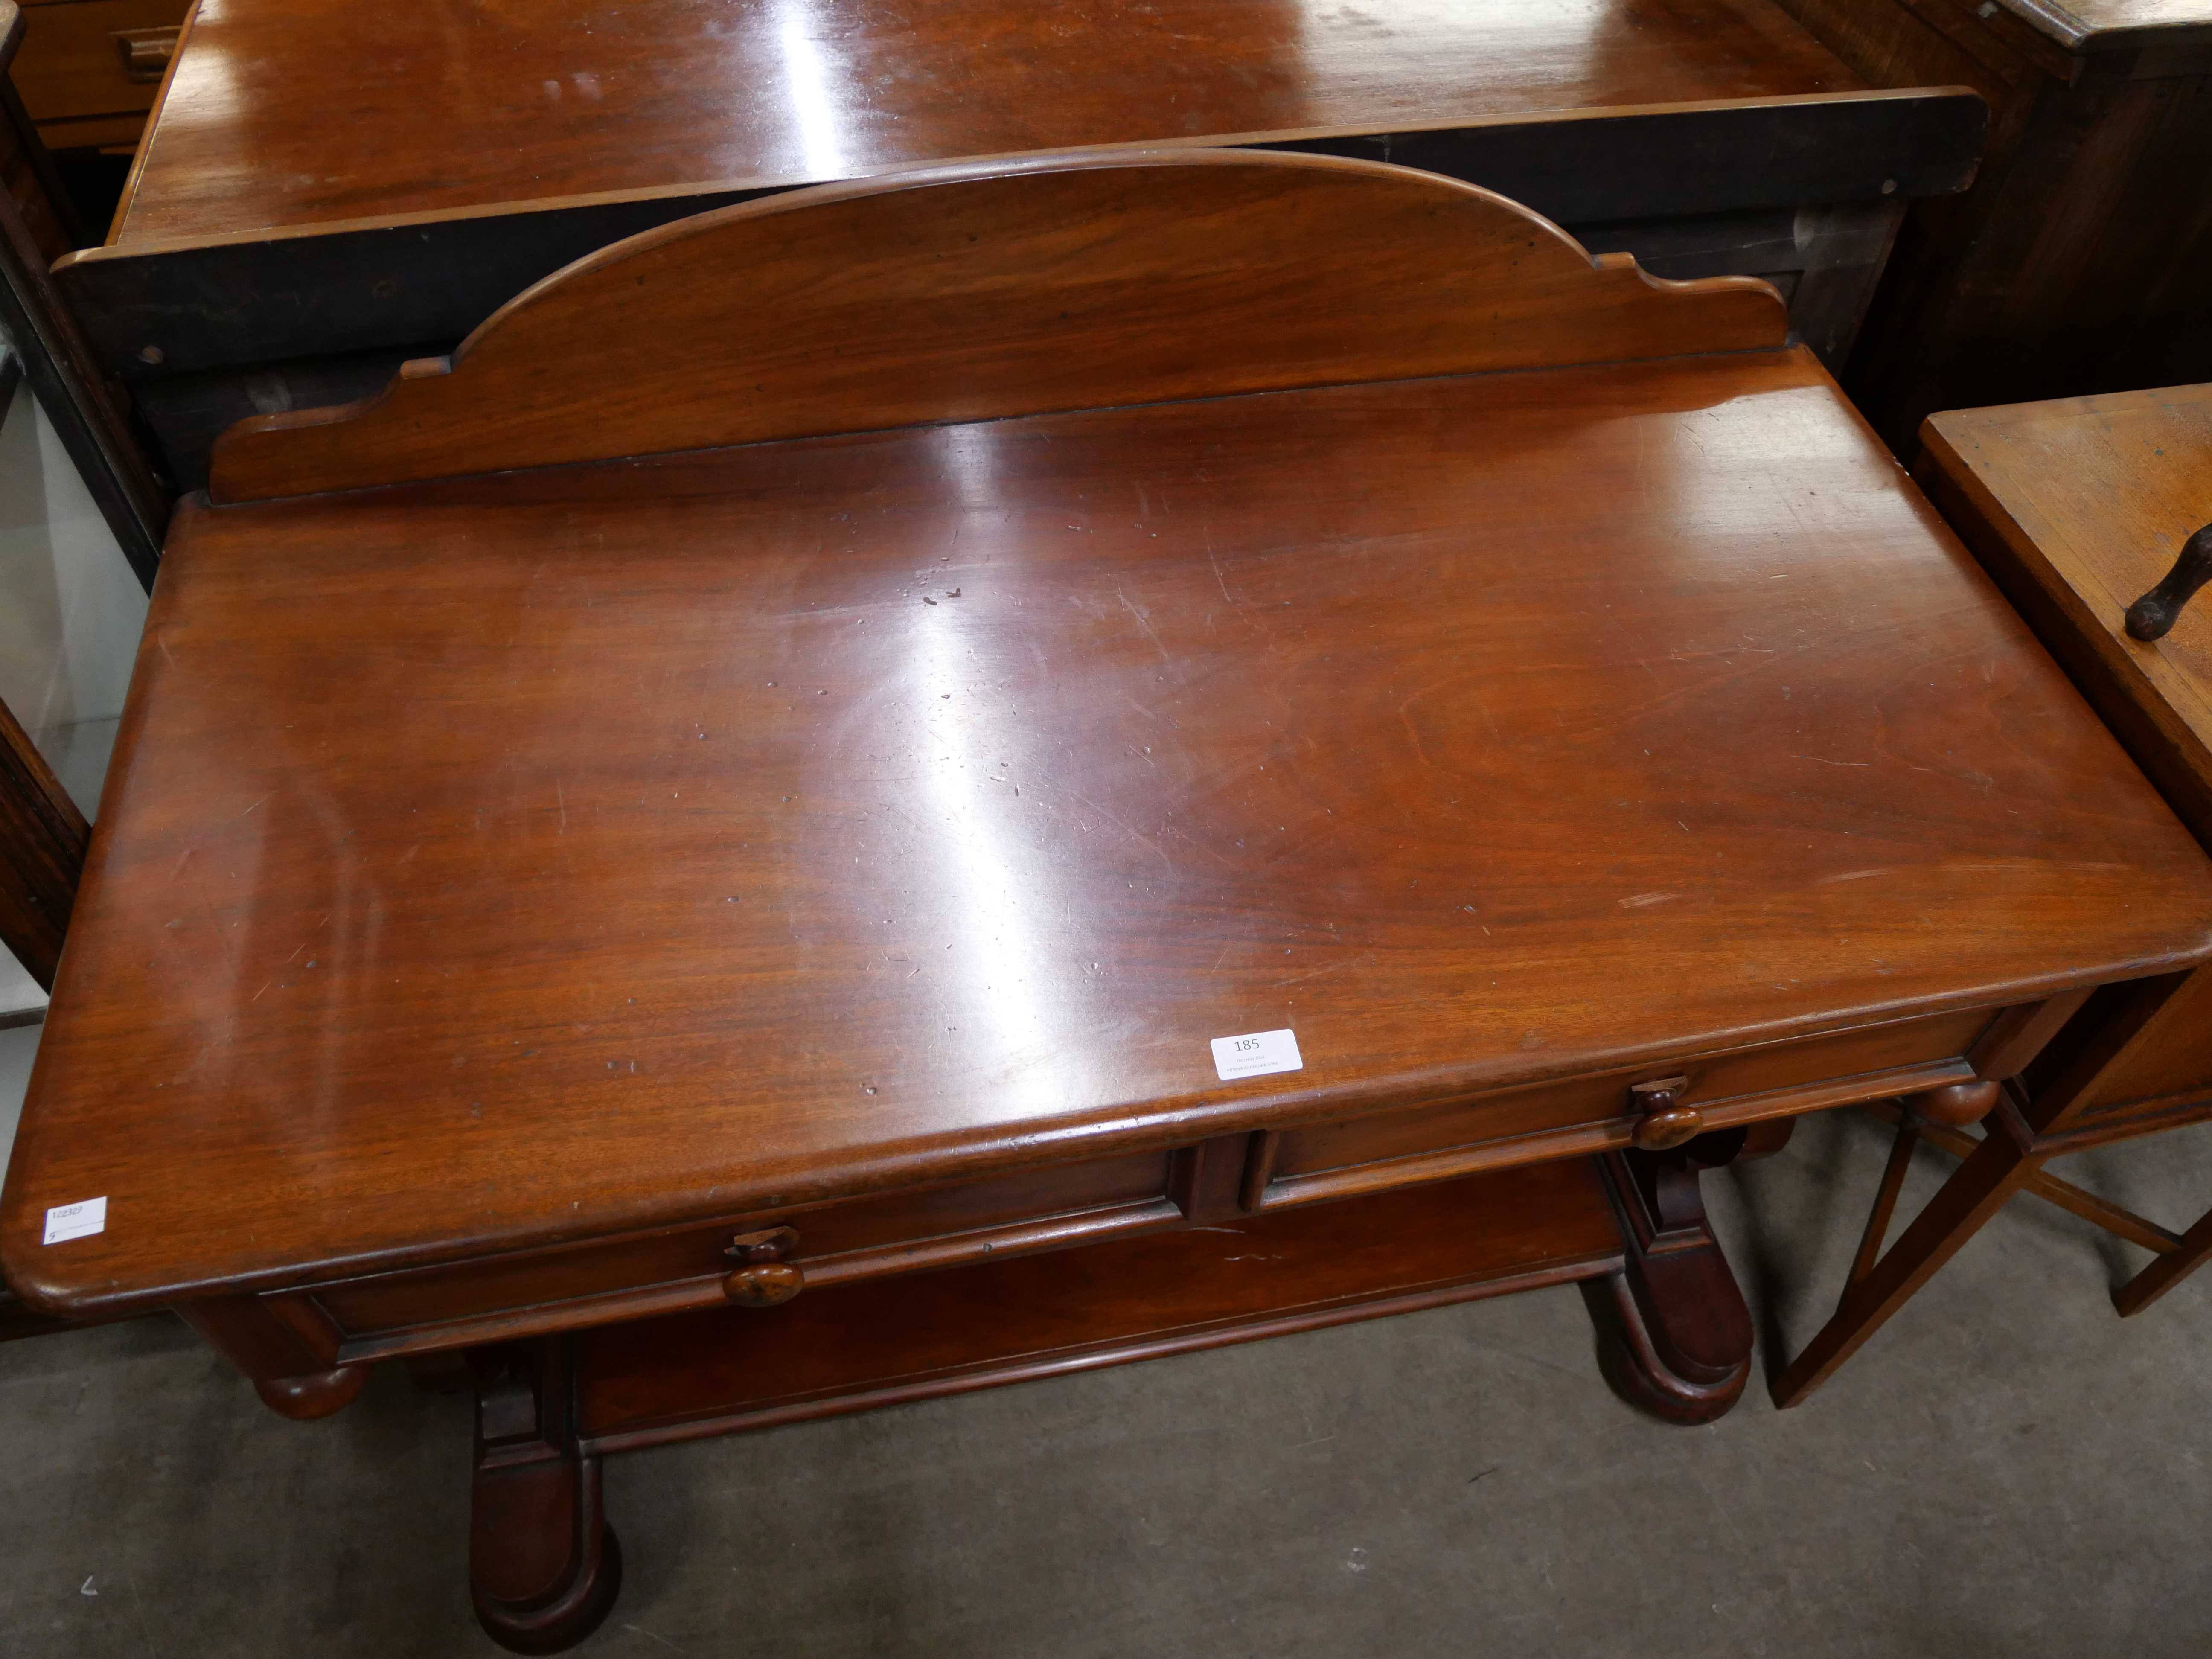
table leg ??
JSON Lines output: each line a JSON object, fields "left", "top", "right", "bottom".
{"left": 2114, "top": 1206, "right": 2212, "bottom": 1317}
{"left": 471, "top": 1336, "right": 622, "bottom": 1655}
{"left": 1594, "top": 1144, "right": 1754, "bottom": 1425}
{"left": 1770, "top": 1116, "right": 2034, "bottom": 1408}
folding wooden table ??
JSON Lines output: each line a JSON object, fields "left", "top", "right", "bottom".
{"left": 1769, "top": 385, "right": 2212, "bottom": 1405}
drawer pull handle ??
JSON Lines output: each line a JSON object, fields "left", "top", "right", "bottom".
{"left": 722, "top": 1226, "right": 803, "bottom": 1307}
{"left": 1629, "top": 1076, "right": 1702, "bottom": 1150}
{"left": 113, "top": 27, "right": 180, "bottom": 84}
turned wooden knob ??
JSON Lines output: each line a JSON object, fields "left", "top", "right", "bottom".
{"left": 722, "top": 1225, "right": 803, "bottom": 1307}
{"left": 1628, "top": 1076, "right": 1703, "bottom": 1150}
{"left": 1903, "top": 1078, "right": 2000, "bottom": 1127}
{"left": 2124, "top": 524, "right": 2212, "bottom": 642}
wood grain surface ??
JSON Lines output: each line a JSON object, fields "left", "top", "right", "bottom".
{"left": 1919, "top": 385, "right": 2212, "bottom": 847}
{"left": 110, "top": 0, "right": 1858, "bottom": 247}
{"left": 11, "top": 347, "right": 2212, "bottom": 1314}
{"left": 208, "top": 149, "right": 1788, "bottom": 503}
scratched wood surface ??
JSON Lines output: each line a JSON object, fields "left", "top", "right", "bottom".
{"left": 10, "top": 344, "right": 2212, "bottom": 1312}
{"left": 110, "top": 0, "right": 1859, "bottom": 247}
{"left": 208, "top": 150, "right": 1788, "bottom": 504}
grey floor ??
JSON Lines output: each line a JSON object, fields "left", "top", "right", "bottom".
{"left": 3, "top": 1106, "right": 2209, "bottom": 1658}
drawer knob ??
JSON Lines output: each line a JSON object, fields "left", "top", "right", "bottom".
{"left": 113, "top": 26, "right": 180, "bottom": 84}
{"left": 1629, "top": 1076, "right": 1703, "bottom": 1150}
{"left": 722, "top": 1225, "right": 804, "bottom": 1307}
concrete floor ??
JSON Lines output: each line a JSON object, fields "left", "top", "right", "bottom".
{"left": 3, "top": 1106, "right": 2209, "bottom": 1658}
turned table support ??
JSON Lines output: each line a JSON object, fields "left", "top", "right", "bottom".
{"left": 1593, "top": 1132, "right": 1759, "bottom": 1425}
{"left": 471, "top": 1337, "right": 622, "bottom": 1655}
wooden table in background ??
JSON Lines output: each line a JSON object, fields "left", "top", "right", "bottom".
{"left": 11, "top": 0, "right": 182, "bottom": 157}
{"left": 1771, "top": 0, "right": 2212, "bottom": 451}
{"left": 1773, "top": 384, "right": 2212, "bottom": 1405}
{"left": 10, "top": 154, "right": 2208, "bottom": 1649}
{"left": 53, "top": 0, "right": 1983, "bottom": 489}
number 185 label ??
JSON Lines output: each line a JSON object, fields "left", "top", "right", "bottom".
{"left": 1210, "top": 1027, "right": 1304, "bottom": 1082}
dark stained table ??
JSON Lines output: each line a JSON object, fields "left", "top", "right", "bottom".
{"left": 56, "top": 0, "right": 1983, "bottom": 489}
{"left": 111, "top": 0, "right": 1877, "bottom": 241}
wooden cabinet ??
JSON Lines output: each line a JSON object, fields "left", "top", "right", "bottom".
{"left": 13, "top": 0, "right": 181, "bottom": 153}
{"left": 1772, "top": 0, "right": 2212, "bottom": 451}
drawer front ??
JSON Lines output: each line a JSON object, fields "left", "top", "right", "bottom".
{"left": 313, "top": 1150, "right": 1178, "bottom": 1356}
{"left": 302, "top": 1008, "right": 1992, "bottom": 1357}
{"left": 1256, "top": 1007, "right": 1995, "bottom": 1208}
{"left": 16, "top": 0, "right": 184, "bottom": 126}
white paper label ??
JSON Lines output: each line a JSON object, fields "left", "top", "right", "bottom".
{"left": 43, "top": 1196, "right": 107, "bottom": 1245}
{"left": 1211, "top": 1027, "right": 1304, "bottom": 1082}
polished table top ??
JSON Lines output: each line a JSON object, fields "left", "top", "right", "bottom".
{"left": 10, "top": 346, "right": 2212, "bottom": 1314}
{"left": 112, "top": 0, "right": 1858, "bottom": 245}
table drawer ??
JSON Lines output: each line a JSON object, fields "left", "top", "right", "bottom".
{"left": 294, "top": 1006, "right": 1991, "bottom": 1359}
{"left": 309, "top": 1149, "right": 1179, "bottom": 1358}
{"left": 15, "top": 0, "right": 183, "bottom": 127}
{"left": 1251, "top": 1007, "right": 1994, "bottom": 1209}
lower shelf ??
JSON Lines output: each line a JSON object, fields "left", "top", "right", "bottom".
{"left": 576, "top": 1157, "right": 1625, "bottom": 1452}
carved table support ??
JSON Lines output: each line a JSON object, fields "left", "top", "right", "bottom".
{"left": 1592, "top": 1133, "right": 1755, "bottom": 1425}
{"left": 472, "top": 1336, "right": 622, "bottom": 1654}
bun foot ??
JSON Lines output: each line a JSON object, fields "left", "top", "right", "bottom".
{"left": 253, "top": 1363, "right": 370, "bottom": 1420}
